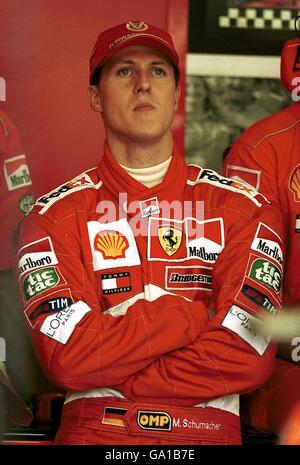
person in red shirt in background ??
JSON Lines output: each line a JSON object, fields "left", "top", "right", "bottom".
{"left": 222, "top": 36, "right": 300, "bottom": 443}
{"left": 0, "top": 110, "right": 53, "bottom": 439}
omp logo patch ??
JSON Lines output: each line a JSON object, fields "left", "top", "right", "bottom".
{"left": 137, "top": 411, "right": 172, "bottom": 431}
{"left": 4, "top": 155, "right": 32, "bottom": 191}
{"left": 166, "top": 266, "right": 212, "bottom": 291}
{"left": 251, "top": 222, "right": 283, "bottom": 267}
{"left": 18, "top": 237, "right": 58, "bottom": 279}
{"left": 22, "top": 267, "right": 61, "bottom": 302}
{"left": 222, "top": 305, "right": 270, "bottom": 355}
{"left": 249, "top": 259, "right": 282, "bottom": 293}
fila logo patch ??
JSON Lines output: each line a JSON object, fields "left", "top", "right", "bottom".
{"left": 251, "top": 222, "right": 283, "bottom": 267}
{"left": 101, "top": 272, "right": 131, "bottom": 294}
{"left": 4, "top": 155, "right": 32, "bottom": 191}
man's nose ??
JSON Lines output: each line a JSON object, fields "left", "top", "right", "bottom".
{"left": 134, "top": 70, "right": 151, "bottom": 93}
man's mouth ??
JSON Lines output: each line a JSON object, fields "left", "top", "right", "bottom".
{"left": 134, "top": 103, "right": 156, "bottom": 111}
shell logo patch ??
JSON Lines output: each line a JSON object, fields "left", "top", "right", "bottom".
{"left": 94, "top": 230, "right": 129, "bottom": 260}
{"left": 289, "top": 164, "right": 300, "bottom": 201}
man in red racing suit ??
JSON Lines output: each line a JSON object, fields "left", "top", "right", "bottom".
{"left": 15, "top": 21, "right": 284, "bottom": 445}
{"left": 222, "top": 101, "right": 300, "bottom": 439}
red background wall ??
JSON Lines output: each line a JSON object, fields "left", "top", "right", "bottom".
{"left": 0, "top": 0, "right": 188, "bottom": 198}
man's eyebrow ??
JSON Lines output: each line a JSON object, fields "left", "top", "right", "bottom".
{"left": 112, "top": 59, "right": 169, "bottom": 66}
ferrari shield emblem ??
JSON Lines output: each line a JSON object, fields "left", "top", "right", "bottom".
{"left": 158, "top": 225, "right": 182, "bottom": 256}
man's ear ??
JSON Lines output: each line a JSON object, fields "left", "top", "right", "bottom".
{"left": 88, "top": 85, "right": 103, "bottom": 113}
{"left": 174, "top": 83, "right": 181, "bottom": 112}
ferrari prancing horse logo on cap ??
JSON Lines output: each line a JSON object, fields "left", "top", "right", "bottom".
{"left": 158, "top": 225, "right": 182, "bottom": 256}
{"left": 126, "top": 21, "right": 149, "bottom": 32}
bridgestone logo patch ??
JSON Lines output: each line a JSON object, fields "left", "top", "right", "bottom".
{"left": 166, "top": 266, "right": 213, "bottom": 291}
{"left": 170, "top": 273, "right": 211, "bottom": 284}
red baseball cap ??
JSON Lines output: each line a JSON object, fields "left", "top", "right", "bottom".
{"left": 89, "top": 20, "right": 180, "bottom": 83}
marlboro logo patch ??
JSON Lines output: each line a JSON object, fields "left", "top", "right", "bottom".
{"left": 4, "top": 155, "right": 32, "bottom": 191}
{"left": 251, "top": 222, "right": 283, "bottom": 268}
{"left": 17, "top": 237, "right": 59, "bottom": 279}
{"left": 140, "top": 197, "right": 160, "bottom": 217}
{"left": 101, "top": 272, "right": 131, "bottom": 294}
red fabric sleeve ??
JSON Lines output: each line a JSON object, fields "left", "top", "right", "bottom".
{"left": 16, "top": 213, "right": 209, "bottom": 391}
{"left": 115, "top": 202, "right": 284, "bottom": 405}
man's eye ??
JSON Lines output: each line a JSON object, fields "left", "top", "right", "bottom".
{"left": 117, "top": 68, "right": 132, "bottom": 76}
{"left": 153, "top": 68, "right": 166, "bottom": 76}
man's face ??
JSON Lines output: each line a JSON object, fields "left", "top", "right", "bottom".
{"left": 89, "top": 45, "right": 180, "bottom": 145}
